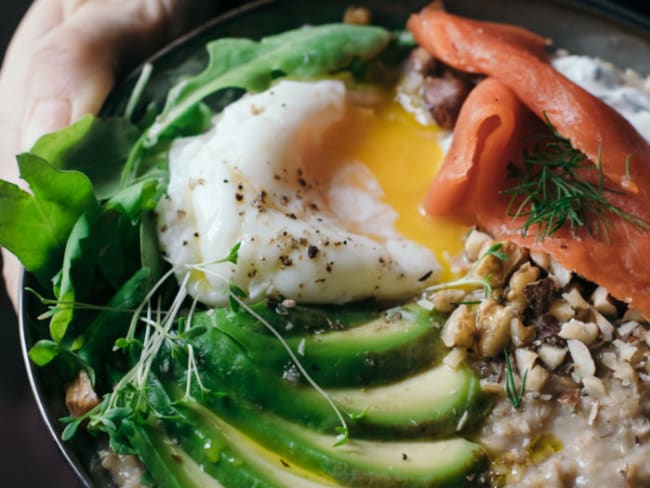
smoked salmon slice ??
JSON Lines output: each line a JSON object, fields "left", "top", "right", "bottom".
{"left": 409, "top": 4, "right": 650, "bottom": 315}
{"left": 408, "top": 3, "right": 650, "bottom": 193}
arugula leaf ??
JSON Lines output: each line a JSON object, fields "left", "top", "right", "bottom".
{"left": 106, "top": 179, "right": 162, "bottom": 223}
{"left": 121, "top": 24, "right": 390, "bottom": 185}
{"left": 49, "top": 179, "right": 162, "bottom": 343}
{"left": 50, "top": 213, "right": 96, "bottom": 343}
{"left": 0, "top": 154, "right": 97, "bottom": 283}
{"left": 148, "top": 24, "right": 389, "bottom": 145}
{"left": 79, "top": 267, "right": 152, "bottom": 368}
{"left": 31, "top": 116, "right": 140, "bottom": 199}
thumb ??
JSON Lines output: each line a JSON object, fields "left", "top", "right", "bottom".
{"left": 20, "top": 0, "right": 219, "bottom": 149}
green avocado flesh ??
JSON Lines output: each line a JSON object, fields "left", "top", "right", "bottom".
{"left": 213, "top": 304, "right": 448, "bottom": 387}
{"left": 173, "top": 307, "right": 487, "bottom": 437}
{"left": 122, "top": 302, "right": 489, "bottom": 487}
{"left": 135, "top": 382, "right": 486, "bottom": 488}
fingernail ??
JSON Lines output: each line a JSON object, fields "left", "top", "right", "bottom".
{"left": 21, "top": 97, "right": 71, "bottom": 151}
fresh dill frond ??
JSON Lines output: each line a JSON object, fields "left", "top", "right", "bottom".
{"left": 504, "top": 350, "right": 527, "bottom": 409}
{"left": 502, "top": 120, "right": 649, "bottom": 241}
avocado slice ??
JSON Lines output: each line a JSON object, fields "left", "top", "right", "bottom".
{"left": 162, "top": 321, "right": 486, "bottom": 437}
{"left": 176, "top": 397, "right": 487, "bottom": 488}
{"left": 126, "top": 420, "right": 225, "bottom": 488}
{"left": 214, "top": 300, "right": 384, "bottom": 336}
{"left": 212, "top": 304, "right": 446, "bottom": 387}
{"left": 164, "top": 405, "right": 341, "bottom": 487}
{"left": 328, "top": 364, "right": 486, "bottom": 435}
{"left": 128, "top": 381, "right": 486, "bottom": 488}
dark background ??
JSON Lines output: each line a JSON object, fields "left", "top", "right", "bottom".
{"left": 0, "top": 0, "right": 648, "bottom": 487}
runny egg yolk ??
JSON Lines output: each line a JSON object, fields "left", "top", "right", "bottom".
{"left": 306, "top": 96, "right": 468, "bottom": 281}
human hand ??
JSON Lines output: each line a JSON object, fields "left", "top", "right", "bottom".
{"left": 0, "top": 0, "right": 222, "bottom": 310}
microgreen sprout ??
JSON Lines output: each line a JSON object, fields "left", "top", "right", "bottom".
{"left": 504, "top": 349, "right": 527, "bottom": 409}
{"left": 425, "top": 243, "right": 507, "bottom": 299}
{"left": 124, "top": 62, "right": 153, "bottom": 121}
{"left": 26, "top": 287, "right": 136, "bottom": 320}
{"left": 187, "top": 242, "right": 351, "bottom": 446}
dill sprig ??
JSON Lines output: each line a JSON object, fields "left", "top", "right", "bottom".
{"left": 504, "top": 350, "right": 527, "bottom": 409}
{"left": 501, "top": 120, "right": 649, "bottom": 241}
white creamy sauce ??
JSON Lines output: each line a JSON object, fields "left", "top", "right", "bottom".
{"left": 552, "top": 54, "right": 650, "bottom": 141}
{"left": 157, "top": 80, "right": 439, "bottom": 306}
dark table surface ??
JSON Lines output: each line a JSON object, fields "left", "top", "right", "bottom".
{"left": 0, "top": 1, "right": 648, "bottom": 487}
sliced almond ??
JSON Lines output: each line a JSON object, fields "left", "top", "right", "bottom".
{"left": 515, "top": 348, "right": 538, "bottom": 378}
{"left": 537, "top": 344, "right": 568, "bottom": 370}
{"left": 559, "top": 319, "right": 599, "bottom": 345}
{"left": 548, "top": 299, "right": 575, "bottom": 322}
{"left": 592, "top": 310, "right": 615, "bottom": 342}
{"left": 582, "top": 375, "right": 606, "bottom": 399}
{"left": 567, "top": 339, "right": 595, "bottom": 379}
{"left": 525, "top": 365, "right": 549, "bottom": 392}
{"left": 443, "top": 348, "right": 467, "bottom": 369}
{"left": 591, "top": 286, "right": 617, "bottom": 318}
{"left": 562, "top": 288, "right": 591, "bottom": 311}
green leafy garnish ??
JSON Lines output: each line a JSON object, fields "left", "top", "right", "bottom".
{"left": 28, "top": 340, "right": 60, "bottom": 366}
{"left": 502, "top": 120, "right": 649, "bottom": 241}
{"left": 504, "top": 350, "right": 527, "bottom": 409}
{"left": 0, "top": 154, "right": 97, "bottom": 283}
{"left": 30, "top": 116, "right": 140, "bottom": 199}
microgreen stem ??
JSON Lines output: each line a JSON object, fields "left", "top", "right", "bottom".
{"left": 425, "top": 243, "right": 506, "bottom": 299}
{"left": 124, "top": 62, "right": 153, "bottom": 121}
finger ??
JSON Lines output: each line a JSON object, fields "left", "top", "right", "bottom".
{"left": 2, "top": 249, "right": 20, "bottom": 312}
{"left": 21, "top": 0, "right": 221, "bottom": 149}
{"left": 0, "top": 0, "right": 64, "bottom": 184}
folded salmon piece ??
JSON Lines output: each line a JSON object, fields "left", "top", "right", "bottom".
{"left": 410, "top": 4, "right": 650, "bottom": 315}
{"left": 409, "top": 3, "right": 650, "bottom": 193}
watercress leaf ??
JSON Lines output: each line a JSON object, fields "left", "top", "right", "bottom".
{"left": 333, "top": 426, "right": 350, "bottom": 447}
{"left": 61, "top": 419, "right": 81, "bottom": 442}
{"left": 0, "top": 154, "right": 97, "bottom": 283}
{"left": 114, "top": 338, "right": 132, "bottom": 350}
{"left": 105, "top": 179, "right": 162, "bottom": 222}
{"left": 222, "top": 242, "right": 241, "bottom": 265}
{"left": 182, "top": 326, "right": 207, "bottom": 340}
{"left": 229, "top": 283, "right": 247, "bottom": 298}
{"left": 31, "top": 115, "right": 140, "bottom": 200}
{"left": 28, "top": 340, "right": 60, "bottom": 366}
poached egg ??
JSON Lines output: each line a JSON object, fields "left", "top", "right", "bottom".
{"left": 157, "top": 79, "right": 466, "bottom": 306}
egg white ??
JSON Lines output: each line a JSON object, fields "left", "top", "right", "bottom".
{"left": 157, "top": 79, "right": 440, "bottom": 306}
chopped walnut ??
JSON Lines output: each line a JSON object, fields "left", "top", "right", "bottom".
{"left": 523, "top": 277, "right": 555, "bottom": 317}
{"left": 471, "top": 241, "right": 527, "bottom": 289}
{"left": 343, "top": 6, "right": 371, "bottom": 25}
{"left": 442, "top": 305, "right": 477, "bottom": 348}
{"left": 65, "top": 370, "right": 99, "bottom": 418}
{"left": 507, "top": 262, "right": 541, "bottom": 311}
{"left": 476, "top": 300, "right": 514, "bottom": 357}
